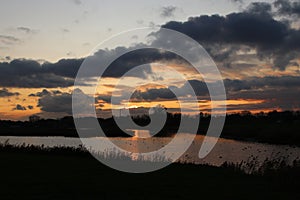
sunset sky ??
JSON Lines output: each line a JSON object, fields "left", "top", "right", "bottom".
{"left": 0, "top": 0, "right": 299, "bottom": 120}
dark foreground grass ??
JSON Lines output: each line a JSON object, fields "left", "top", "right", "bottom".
{"left": 0, "top": 144, "right": 299, "bottom": 200}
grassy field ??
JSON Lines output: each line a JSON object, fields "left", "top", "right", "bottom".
{"left": 0, "top": 145, "right": 299, "bottom": 200}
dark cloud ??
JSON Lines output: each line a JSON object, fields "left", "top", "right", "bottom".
{"left": 0, "top": 47, "right": 185, "bottom": 88}
{"left": 43, "top": 58, "right": 83, "bottom": 78}
{"left": 102, "top": 75, "right": 300, "bottom": 103}
{"left": 96, "top": 94, "right": 112, "bottom": 104}
{"left": 53, "top": 48, "right": 173, "bottom": 79}
{"left": 132, "top": 88, "right": 176, "bottom": 101}
{"left": 162, "top": 9, "right": 286, "bottom": 48}
{"left": 113, "top": 80, "right": 209, "bottom": 102}
{"left": 246, "top": 2, "right": 272, "bottom": 15}
{"left": 184, "top": 80, "right": 209, "bottom": 96}
{"left": 37, "top": 89, "right": 93, "bottom": 115}
{"left": 102, "top": 48, "right": 182, "bottom": 78}
{"left": 0, "top": 1, "right": 299, "bottom": 95}
{"left": 228, "top": 88, "right": 300, "bottom": 111}
{"left": 273, "top": 52, "right": 298, "bottom": 70}
{"left": 0, "top": 59, "right": 78, "bottom": 88}
{"left": 274, "top": 0, "right": 300, "bottom": 16}
{"left": 34, "top": 74, "right": 300, "bottom": 116}
{"left": 29, "top": 89, "right": 62, "bottom": 97}
{"left": 222, "top": 76, "right": 300, "bottom": 110}
{"left": 160, "top": 6, "right": 178, "bottom": 18}
{"left": 52, "top": 90, "right": 62, "bottom": 95}
{"left": 29, "top": 89, "right": 51, "bottom": 97}
{"left": 13, "top": 104, "right": 27, "bottom": 111}
{"left": 38, "top": 92, "right": 72, "bottom": 114}
{"left": 160, "top": 4, "right": 300, "bottom": 70}
{"left": 71, "top": 46, "right": 184, "bottom": 79}
{"left": 117, "top": 75, "right": 300, "bottom": 111}
{"left": 0, "top": 88, "right": 20, "bottom": 97}
{"left": 226, "top": 76, "right": 300, "bottom": 91}
{"left": 224, "top": 79, "right": 251, "bottom": 91}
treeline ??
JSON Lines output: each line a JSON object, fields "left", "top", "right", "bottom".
{"left": 0, "top": 110, "right": 300, "bottom": 145}
{"left": 221, "top": 110, "right": 300, "bottom": 145}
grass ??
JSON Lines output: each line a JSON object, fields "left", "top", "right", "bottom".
{"left": 0, "top": 143, "right": 299, "bottom": 200}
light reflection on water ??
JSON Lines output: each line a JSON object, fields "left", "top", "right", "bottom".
{"left": 0, "top": 135, "right": 299, "bottom": 166}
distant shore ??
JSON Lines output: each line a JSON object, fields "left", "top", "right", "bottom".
{"left": 0, "top": 110, "right": 299, "bottom": 146}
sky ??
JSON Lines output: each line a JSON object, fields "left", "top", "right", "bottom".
{"left": 0, "top": 0, "right": 299, "bottom": 120}
{"left": 0, "top": 0, "right": 249, "bottom": 61}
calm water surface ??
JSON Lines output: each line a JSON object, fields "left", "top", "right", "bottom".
{"left": 0, "top": 135, "right": 299, "bottom": 166}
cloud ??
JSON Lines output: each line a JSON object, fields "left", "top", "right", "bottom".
{"left": 107, "top": 79, "right": 208, "bottom": 102}
{"left": 246, "top": 2, "right": 272, "bottom": 15}
{"left": 227, "top": 89, "right": 300, "bottom": 111}
{"left": 0, "top": 59, "right": 78, "bottom": 88}
{"left": 0, "top": 35, "right": 21, "bottom": 45}
{"left": 129, "top": 80, "right": 209, "bottom": 102}
{"left": 160, "top": 6, "right": 178, "bottom": 18}
{"left": 43, "top": 58, "right": 83, "bottom": 78}
{"left": 230, "top": 0, "right": 244, "bottom": 4}
{"left": 222, "top": 76, "right": 300, "bottom": 110}
{"left": 13, "top": 104, "right": 27, "bottom": 111}
{"left": 109, "top": 76, "right": 299, "bottom": 114}
{"left": 29, "top": 89, "right": 62, "bottom": 97}
{"left": 116, "top": 75, "right": 300, "bottom": 111}
{"left": 274, "top": 0, "right": 300, "bottom": 16}
{"left": 38, "top": 92, "right": 72, "bottom": 114}
{"left": 226, "top": 76, "right": 300, "bottom": 91}
{"left": 0, "top": 47, "right": 184, "bottom": 88}
{"left": 161, "top": 8, "right": 285, "bottom": 47}
{"left": 101, "top": 48, "right": 171, "bottom": 78}
{"left": 0, "top": 88, "right": 20, "bottom": 97}
{"left": 159, "top": 4, "right": 300, "bottom": 70}
{"left": 185, "top": 76, "right": 300, "bottom": 97}
{"left": 16, "top": 27, "right": 36, "bottom": 34}
{"left": 29, "top": 89, "right": 51, "bottom": 97}
{"left": 0, "top": 2, "right": 299, "bottom": 92}
{"left": 132, "top": 88, "right": 176, "bottom": 101}
{"left": 71, "top": 0, "right": 82, "bottom": 5}
{"left": 37, "top": 89, "right": 93, "bottom": 115}
{"left": 33, "top": 74, "right": 300, "bottom": 116}
{"left": 96, "top": 94, "right": 113, "bottom": 104}
{"left": 47, "top": 48, "right": 181, "bottom": 79}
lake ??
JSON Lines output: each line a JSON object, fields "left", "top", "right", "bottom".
{"left": 0, "top": 135, "right": 299, "bottom": 167}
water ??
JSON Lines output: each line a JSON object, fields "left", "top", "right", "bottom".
{"left": 0, "top": 135, "right": 299, "bottom": 166}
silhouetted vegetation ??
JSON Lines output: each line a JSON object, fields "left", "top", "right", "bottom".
{"left": 0, "top": 143, "right": 299, "bottom": 199}
{"left": 221, "top": 157, "right": 300, "bottom": 187}
{"left": 0, "top": 110, "right": 300, "bottom": 146}
{"left": 0, "top": 139, "right": 170, "bottom": 165}
{"left": 221, "top": 110, "right": 300, "bottom": 145}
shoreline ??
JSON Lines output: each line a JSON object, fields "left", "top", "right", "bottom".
{"left": 0, "top": 143, "right": 299, "bottom": 199}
